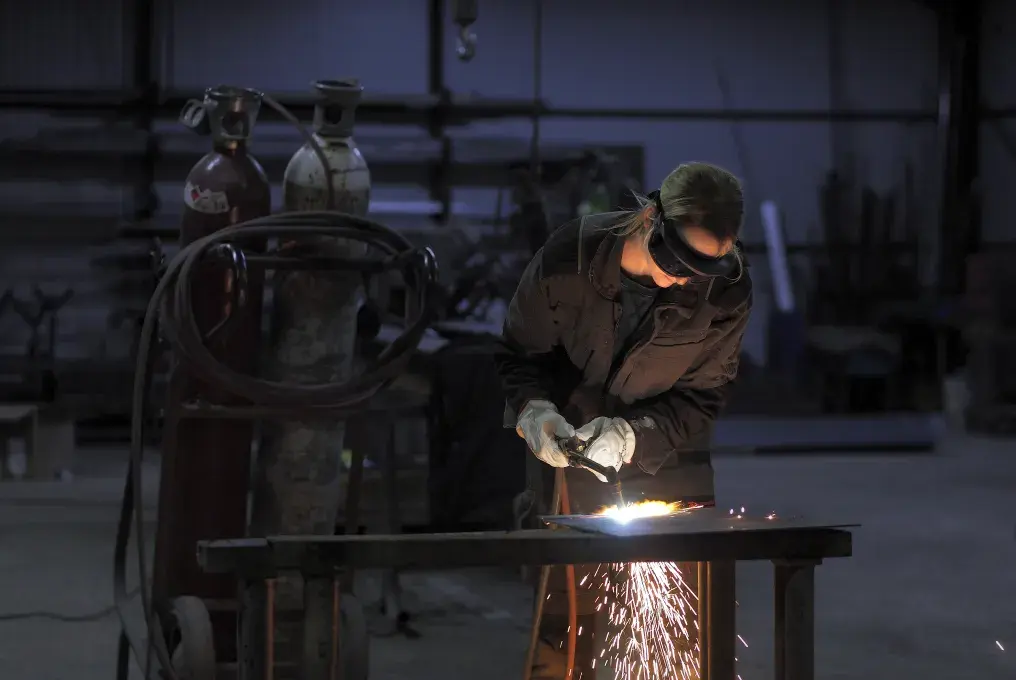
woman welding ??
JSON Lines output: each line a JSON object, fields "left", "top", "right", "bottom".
{"left": 495, "top": 162, "right": 753, "bottom": 679}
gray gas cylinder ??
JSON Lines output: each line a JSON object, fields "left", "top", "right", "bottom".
{"left": 247, "top": 79, "right": 372, "bottom": 680}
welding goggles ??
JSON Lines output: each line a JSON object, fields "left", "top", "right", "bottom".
{"left": 646, "top": 190, "right": 742, "bottom": 281}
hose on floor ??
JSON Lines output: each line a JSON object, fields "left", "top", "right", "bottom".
{"left": 113, "top": 91, "right": 440, "bottom": 680}
{"left": 0, "top": 589, "right": 139, "bottom": 622}
{"left": 522, "top": 468, "right": 578, "bottom": 680}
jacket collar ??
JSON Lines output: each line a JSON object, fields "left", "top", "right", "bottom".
{"left": 587, "top": 230, "right": 624, "bottom": 300}
{"left": 587, "top": 229, "right": 706, "bottom": 315}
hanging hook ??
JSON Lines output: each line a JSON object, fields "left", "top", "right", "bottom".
{"left": 451, "top": 0, "right": 478, "bottom": 62}
{"left": 456, "top": 26, "right": 477, "bottom": 61}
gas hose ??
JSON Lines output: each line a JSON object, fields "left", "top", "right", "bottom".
{"left": 522, "top": 469, "right": 579, "bottom": 680}
{"left": 113, "top": 92, "right": 440, "bottom": 680}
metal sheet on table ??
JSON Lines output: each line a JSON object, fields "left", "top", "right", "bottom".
{"left": 542, "top": 508, "right": 858, "bottom": 538}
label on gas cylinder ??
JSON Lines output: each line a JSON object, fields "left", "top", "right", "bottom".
{"left": 184, "top": 182, "right": 230, "bottom": 214}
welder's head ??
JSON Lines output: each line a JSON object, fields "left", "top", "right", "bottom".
{"left": 641, "top": 163, "right": 744, "bottom": 287}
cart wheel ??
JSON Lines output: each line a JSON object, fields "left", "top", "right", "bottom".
{"left": 340, "top": 594, "right": 370, "bottom": 680}
{"left": 168, "top": 596, "right": 216, "bottom": 680}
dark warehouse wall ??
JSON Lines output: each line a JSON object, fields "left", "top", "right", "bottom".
{"left": 0, "top": 0, "right": 944, "bottom": 241}
{"left": 979, "top": 0, "right": 1016, "bottom": 244}
{"left": 0, "top": 0, "right": 1009, "bottom": 384}
{"left": 164, "top": 0, "right": 944, "bottom": 245}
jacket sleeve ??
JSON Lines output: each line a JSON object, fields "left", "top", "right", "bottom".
{"left": 621, "top": 295, "right": 752, "bottom": 474}
{"left": 493, "top": 251, "right": 563, "bottom": 420}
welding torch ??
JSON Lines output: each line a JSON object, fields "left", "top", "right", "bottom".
{"left": 558, "top": 436, "right": 626, "bottom": 508}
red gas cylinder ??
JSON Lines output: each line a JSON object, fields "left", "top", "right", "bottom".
{"left": 152, "top": 85, "right": 271, "bottom": 671}
{"left": 179, "top": 86, "right": 272, "bottom": 240}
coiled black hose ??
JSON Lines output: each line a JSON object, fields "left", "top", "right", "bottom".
{"left": 160, "top": 215, "right": 436, "bottom": 407}
{"left": 113, "top": 85, "right": 438, "bottom": 680}
{"left": 114, "top": 212, "right": 438, "bottom": 680}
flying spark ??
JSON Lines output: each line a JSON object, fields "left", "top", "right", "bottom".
{"left": 997, "top": 640, "right": 1005, "bottom": 651}
{"left": 582, "top": 501, "right": 714, "bottom": 679}
{"left": 589, "top": 500, "right": 753, "bottom": 679}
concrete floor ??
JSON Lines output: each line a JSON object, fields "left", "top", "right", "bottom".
{"left": 0, "top": 429, "right": 1013, "bottom": 680}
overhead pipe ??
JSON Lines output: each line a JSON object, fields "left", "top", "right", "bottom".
{"left": 0, "top": 87, "right": 959, "bottom": 123}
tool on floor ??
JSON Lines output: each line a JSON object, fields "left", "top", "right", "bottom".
{"left": 559, "top": 435, "right": 626, "bottom": 507}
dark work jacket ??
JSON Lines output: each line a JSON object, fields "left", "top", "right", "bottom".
{"left": 494, "top": 213, "right": 752, "bottom": 504}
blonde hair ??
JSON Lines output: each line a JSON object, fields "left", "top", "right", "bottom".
{"left": 610, "top": 162, "right": 745, "bottom": 280}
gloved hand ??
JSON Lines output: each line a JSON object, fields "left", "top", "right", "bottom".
{"left": 574, "top": 416, "right": 636, "bottom": 482}
{"left": 516, "top": 400, "right": 575, "bottom": 468}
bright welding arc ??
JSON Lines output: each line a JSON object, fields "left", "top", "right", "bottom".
{"left": 588, "top": 501, "right": 756, "bottom": 680}
{"left": 592, "top": 501, "right": 703, "bottom": 680}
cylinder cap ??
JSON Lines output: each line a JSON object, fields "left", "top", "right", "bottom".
{"left": 312, "top": 79, "right": 363, "bottom": 137}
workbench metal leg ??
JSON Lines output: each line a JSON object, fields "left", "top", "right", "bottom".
{"left": 697, "top": 561, "right": 710, "bottom": 680}
{"left": 380, "top": 418, "right": 406, "bottom": 632}
{"left": 773, "top": 560, "right": 817, "bottom": 680}
{"left": 707, "top": 560, "right": 737, "bottom": 680}
{"left": 302, "top": 575, "right": 334, "bottom": 680}
{"left": 239, "top": 578, "right": 272, "bottom": 680}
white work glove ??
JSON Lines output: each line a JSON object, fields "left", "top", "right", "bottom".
{"left": 574, "top": 416, "right": 636, "bottom": 482}
{"left": 516, "top": 400, "right": 575, "bottom": 468}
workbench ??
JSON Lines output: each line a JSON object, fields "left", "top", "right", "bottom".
{"left": 198, "top": 511, "right": 855, "bottom": 680}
